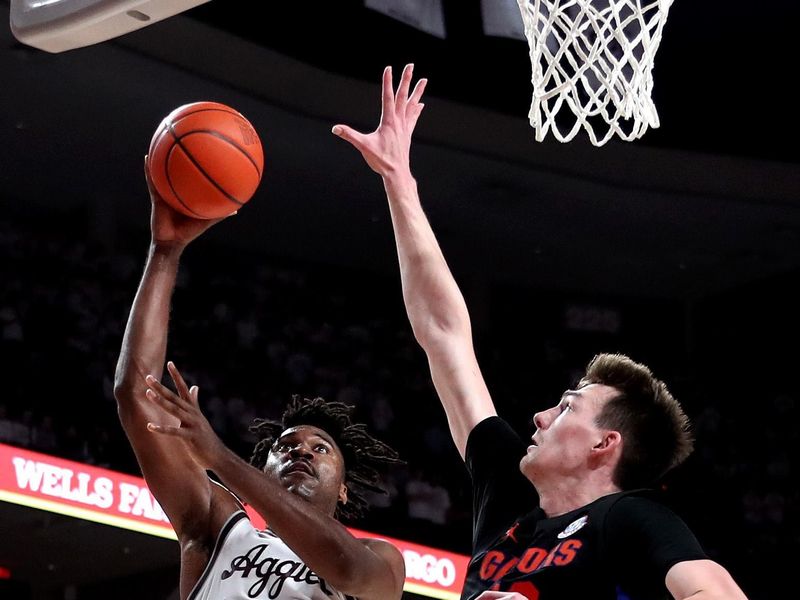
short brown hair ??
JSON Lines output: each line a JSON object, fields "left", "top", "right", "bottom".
{"left": 581, "top": 353, "right": 693, "bottom": 489}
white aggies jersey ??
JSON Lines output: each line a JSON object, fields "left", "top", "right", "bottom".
{"left": 189, "top": 511, "right": 356, "bottom": 600}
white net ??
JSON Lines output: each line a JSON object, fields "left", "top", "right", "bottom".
{"left": 516, "top": 0, "right": 674, "bottom": 146}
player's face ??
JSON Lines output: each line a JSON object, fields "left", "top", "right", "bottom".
{"left": 520, "top": 383, "right": 618, "bottom": 483}
{"left": 264, "top": 425, "right": 347, "bottom": 514}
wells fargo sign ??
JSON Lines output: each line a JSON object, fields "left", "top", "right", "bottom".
{"left": 0, "top": 443, "right": 468, "bottom": 599}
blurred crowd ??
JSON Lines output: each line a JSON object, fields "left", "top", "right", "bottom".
{"left": 1, "top": 215, "right": 797, "bottom": 598}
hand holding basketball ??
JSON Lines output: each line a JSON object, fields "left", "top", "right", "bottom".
{"left": 146, "top": 101, "right": 264, "bottom": 220}
{"left": 144, "top": 157, "right": 224, "bottom": 247}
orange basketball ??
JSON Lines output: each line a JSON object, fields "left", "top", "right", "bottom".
{"left": 147, "top": 102, "right": 264, "bottom": 219}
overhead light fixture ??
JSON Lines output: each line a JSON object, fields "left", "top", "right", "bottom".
{"left": 9, "top": 0, "right": 211, "bottom": 53}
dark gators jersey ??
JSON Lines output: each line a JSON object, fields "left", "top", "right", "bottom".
{"left": 461, "top": 417, "right": 707, "bottom": 600}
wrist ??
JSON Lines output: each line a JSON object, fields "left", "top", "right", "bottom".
{"left": 382, "top": 169, "right": 417, "bottom": 197}
{"left": 149, "top": 240, "right": 186, "bottom": 260}
{"left": 206, "top": 439, "right": 241, "bottom": 473}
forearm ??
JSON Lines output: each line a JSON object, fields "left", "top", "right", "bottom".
{"left": 209, "top": 449, "right": 389, "bottom": 595}
{"left": 383, "top": 170, "right": 472, "bottom": 347}
{"left": 114, "top": 242, "right": 184, "bottom": 406}
{"left": 112, "top": 241, "right": 216, "bottom": 535}
{"left": 383, "top": 170, "right": 496, "bottom": 457}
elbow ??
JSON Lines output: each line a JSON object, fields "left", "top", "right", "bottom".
{"left": 320, "top": 554, "right": 362, "bottom": 593}
{"left": 113, "top": 371, "right": 144, "bottom": 423}
{"left": 113, "top": 383, "right": 136, "bottom": 426}
{"left": 113, "top": 357, "right": 147, "bottom": 408}
{"left": 317, "top": 539, "right": 403, "bottom": 598}
{"left": 328, "top": 564, "right": 381, "bottom": 599}
{"left": 411, "top": 314, "right": 472, "bottom": 351}
{"left": 113, "top": 376, "right": 136, "bottom": 407}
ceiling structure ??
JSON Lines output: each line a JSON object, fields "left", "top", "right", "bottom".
{"left": 190, "top": 0, "right": 800, "bottom": 165}
{"left": 2, "top": 1, "right": 800, "bottom": 302}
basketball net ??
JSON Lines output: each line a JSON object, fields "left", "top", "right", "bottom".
{"left": 516, "top": 0, "right": 674, "bottom": 146}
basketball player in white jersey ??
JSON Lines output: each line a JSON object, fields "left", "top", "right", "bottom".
{"left": 113, "top": 164, "right": 405, "bottom": 600}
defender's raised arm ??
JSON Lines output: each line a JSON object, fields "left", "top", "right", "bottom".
{"left": 333, "top": 65, "right": 496, "bottom": 458}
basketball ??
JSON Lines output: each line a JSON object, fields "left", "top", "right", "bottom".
{"left": 146, "top": 101, "right": 264, "bottom": 219}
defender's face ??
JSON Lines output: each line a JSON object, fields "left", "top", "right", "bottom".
{"left": 520, "top": 383, "right": 618, "bottom": 483}
{"left": 264, "top": 425, "right": 347, "bottom": 511}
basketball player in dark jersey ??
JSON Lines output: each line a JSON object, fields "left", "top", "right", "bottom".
{"left": 333, "top": 64, "right": 749, "bottom": 600}
{"left": 113, "top": 164, "right": 405, "bottom": 600}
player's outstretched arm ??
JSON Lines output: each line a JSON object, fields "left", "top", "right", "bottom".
{"left": 333, "top": 65, "right": 496, "bottom": 458}
{"left": 113, "top": 162, "right": 230, "bottom": 543}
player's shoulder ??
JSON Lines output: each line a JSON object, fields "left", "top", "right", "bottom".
{"left": 602, "top": 489, "right": 685, "bottom": 532}
{"left": 586, "top": 489, "right": 668, "bottom": 520}
{"left": 610, "top": 489, "right": 669, "bottom": 511}
{"left": 210, "top": 477, "right": 247, "bottom": 512}
{"left": 180, "top": 479, "right": 247, "bottom": 548}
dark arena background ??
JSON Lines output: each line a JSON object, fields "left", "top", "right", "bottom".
{"left": 1, "top": 1, "right": 798, "bottom": 599}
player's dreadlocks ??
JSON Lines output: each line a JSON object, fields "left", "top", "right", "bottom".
{"left": 249, "top": 396, "right": 401, "bottom": 521}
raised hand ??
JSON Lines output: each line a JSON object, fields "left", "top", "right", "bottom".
{"left": 144, "top": 157, "right": 228, "bottom": 248}
{"left": 144, "top": 361, "right": 228, "bottom": 470}
{"left": 332, "top": 64, "right": 427, "bottom": 177}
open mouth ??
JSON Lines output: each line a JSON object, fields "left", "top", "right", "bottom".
{"left": 283, "top": 461, "right": 315, "bottom": 477}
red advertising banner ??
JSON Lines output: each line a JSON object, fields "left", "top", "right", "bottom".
{"left": 0, "top": 443, "right": 468, "bottom": 599}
